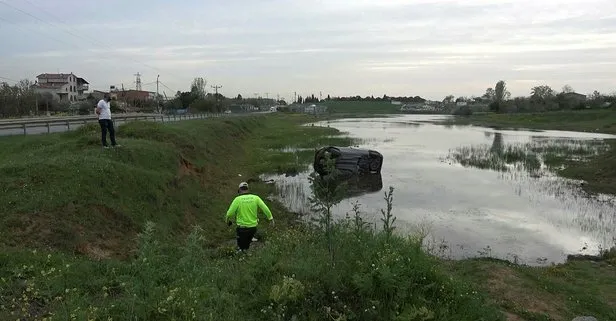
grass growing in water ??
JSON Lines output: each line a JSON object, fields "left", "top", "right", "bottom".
{"left": 439, "top": 109, "right": 616, "bottom": 195}
{"left": 447, "top": 134, "right": 610, "bottom": 179}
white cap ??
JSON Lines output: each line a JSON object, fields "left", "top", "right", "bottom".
{"left": 239, "top": 182, "right": 248, "bottom": 189}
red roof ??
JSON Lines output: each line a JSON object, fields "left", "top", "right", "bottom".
{"left": 37, "top": 73, "right": 71, "bottom": 79}
{"left": 36, "top": 73, "right": 89, "bottom": 84}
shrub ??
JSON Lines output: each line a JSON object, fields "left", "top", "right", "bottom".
{"left": 452, "top": 105, "right": 472, "bottom": 116}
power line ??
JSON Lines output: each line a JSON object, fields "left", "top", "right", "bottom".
{"left": 0, "top": 0, "right": 186, "bottom": 84}
{"left": 158, "top": 81, "right": 176, "bottom": 94}
{"left": 0, "top": 76, "right": 19, "bottom": 82}
{"left": 0, "top": 14, "right": 83, "bottom": 52}
{"left": 211, "top": 84, "right": 222, "bottom": 109}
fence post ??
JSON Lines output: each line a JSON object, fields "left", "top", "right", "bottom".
{"left": 47, "top": 122, "right": 50, "bottom": 134}
{"left": 22, "top": 123, "right": 26, "bottom": 135}
{"left": 67, "top": 121, "right": 70, "bottom": 131}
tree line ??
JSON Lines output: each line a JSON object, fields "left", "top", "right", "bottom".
{"left": 325, "top": 94, "right": 426, "bottom": 103}
{"left": 445, "top": 81, "right": 616, "bottom": 114}
{"left": 0, "top": 79, "right": 91, "bottom": 117}
{"left": 162, "top": 77, "right": 287, "bottom": 113}
{"left": 3, "top": 75, "right": 613, "bottom": 118}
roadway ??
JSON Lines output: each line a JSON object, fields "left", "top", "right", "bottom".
{"left": 0, "top": 111, "right": 272, "bottom": 137}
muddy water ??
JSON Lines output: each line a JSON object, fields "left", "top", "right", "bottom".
{"left": 263, "top": 115, "right": 616, "bottom": 266}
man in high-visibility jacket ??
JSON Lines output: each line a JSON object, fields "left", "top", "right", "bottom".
{"left": 225, "top": 182, "right": 275, "bottom": 251}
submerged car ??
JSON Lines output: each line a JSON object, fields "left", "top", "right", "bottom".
{"left": 313, "top": 146, "right": 384, "bottom": 176}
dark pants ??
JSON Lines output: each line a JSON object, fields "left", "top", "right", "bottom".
{"left": 236, "top": 227, "right": 257, "bottom": 250}
{"left": 99, "top": 119, "right": 117, "bottom": 146}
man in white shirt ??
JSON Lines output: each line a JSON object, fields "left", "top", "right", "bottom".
{"left": 95, "top": 94, "right": 119, "bottom": 148}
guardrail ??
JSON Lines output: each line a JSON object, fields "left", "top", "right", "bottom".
{"left": 0, "top": 112, "right": 266, "bottom": 136}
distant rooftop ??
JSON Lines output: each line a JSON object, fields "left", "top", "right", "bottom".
{"left": 36, "top": 73, "right": 89, "bottom": 84}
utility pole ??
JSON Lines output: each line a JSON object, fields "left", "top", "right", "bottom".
{"left": 156, "top": 74, "right": 160, "bottom": 113}
{"left": 134, "top": 72, "right": 142, "bottom": 91}
{"left": 211, "top": 84, "right": 222, "bottom": 111}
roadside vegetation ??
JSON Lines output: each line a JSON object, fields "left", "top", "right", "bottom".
{"left": 0, "top": 112, "right": 615, "bottom": 320}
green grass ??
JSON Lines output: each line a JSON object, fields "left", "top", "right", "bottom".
{"left": 0, "top": 114, "right": 354, "bottom": 258}
{"left": 0, "top": 218, "right": 506, "bottom": 321}
{"left": 447, "top": 258, "right": 616, "bottom": 321}
{"left": 1, "top": 112, "right": 614, "bottom": 320}
{"left": 442, "top": 109, "right": 616, "bottom": 134}
{"left": 447, "top": 138, "right": 609, "bottom": 178}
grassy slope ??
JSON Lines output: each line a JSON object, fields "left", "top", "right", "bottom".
{"left": 0, "top": 112, "right": 614, "bottom": 320}
{"left": 447, "top": 258, "right": 616, "bottom": 321}
{"left": 444, "top": 109, "right": 616, "bottom": 195}
{"left": 0, "top": 114, "right": 351, "bottom": 258}
{"left": 0, "top": 113, "right": 505, "bottom": 321}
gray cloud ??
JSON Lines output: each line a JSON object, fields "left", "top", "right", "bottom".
{"left": 1, "top": 0, "right": 615, "bottom": 100}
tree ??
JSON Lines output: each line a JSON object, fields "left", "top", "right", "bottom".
{"left": 589, "top": 90, "right": 605, "bottom": 108}
{"left": 0, "top": 79, "right": 37, "bottom": 117}
{"left": 490, "top": 80, "right": 510, "bottom": 113}
{"left": 308, "top": 154, "right": 347, "bottom": 264}
{"left": 443, "top": 95, "right": 455, "bottom": 104}
{"left": 530, "top": 85, "right": 555, "bottom": 101}
{"left": 495, "top": 80, "right": 510, "bottom": 102}
{"left": 483, "top": 88, "right": 495, "bottom": 101}
{"left": 455, "top": 96, "right": 468, "bottom": 103}
{"left": 236, "top": 94, "right": 243, "bottom": 100}
{"left": 190, "top": 77, "right": 206, "bottom": 98}
{"left": 562, "top": 84, "right": 574, "bottom": 93}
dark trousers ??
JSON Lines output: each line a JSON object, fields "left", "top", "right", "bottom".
{"left": 98, "top": 119, "right": 117, "bottom": 146}
{"left": 236, "top": 227, "right": 257, "bottom": 250}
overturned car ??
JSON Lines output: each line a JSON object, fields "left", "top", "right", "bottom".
{"left": 313, "top": 146, "right": 384, "bottom": 176}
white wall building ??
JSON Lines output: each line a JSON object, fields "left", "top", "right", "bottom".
{"left": 33, "top": 73, "right": 89, "bottom": 103}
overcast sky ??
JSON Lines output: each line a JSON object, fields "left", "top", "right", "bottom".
{"left": 1, "top": 0, "right": 615, "bottom": 101}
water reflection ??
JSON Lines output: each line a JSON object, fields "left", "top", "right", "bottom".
{"left": 345, "top": 173, "right": 383, "bottom": 198}
{"left": 265, "top": 115, "right": 616, "bottom": 266}
{"left": 262, "top": 171, "right": 384, "bottom": 215}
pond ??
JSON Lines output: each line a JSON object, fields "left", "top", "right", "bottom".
{"left": 262, "top": 114, "right": 616, "bottom": 266}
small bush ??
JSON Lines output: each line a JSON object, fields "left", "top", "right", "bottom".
{"left": 452, "top": 105, "right": 473, "bottom": 116}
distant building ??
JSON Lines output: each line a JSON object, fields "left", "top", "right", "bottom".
{"left": 113, "top": 89, "right": 156, "bottom": 102}
{"left": 32, "top": 73, "right": 89, "bottom": 102}
{"left": 562, "top": 92, "right": 587, "bottom": 101}
{"left": 560, "top": 92, "right": 588, "bottom": 109}
{"left": 229, "top": 103, "right": 258, "bottom": 113}
{"left": 292, "top": 103, "right": 328, "bottom": 114}
{"left": 91, "top": 90, "right": 109, "bottom": 100}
